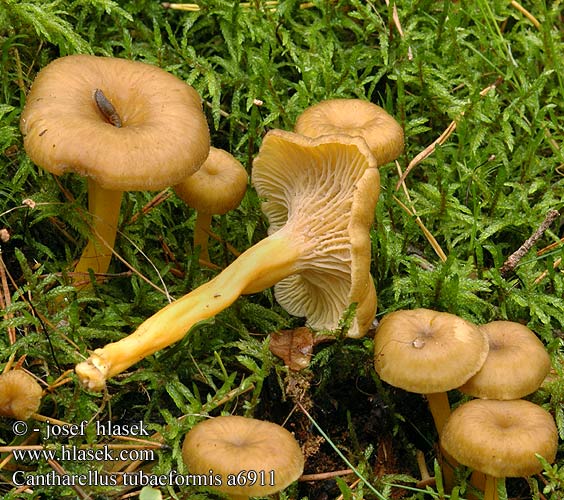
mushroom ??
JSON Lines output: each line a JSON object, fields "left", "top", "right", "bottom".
{"left": 373, "top": 308, "right": 489, "bottom": 433}
{"left": 75, "top": 130, "right": 379, "bottom": 391}
{"left": 182, "top": 415, "right": 304, "bottom": 499}
{"left": 0, "top": 370, "right": 43, "bottom": 420}
{"left": 441, "top": 398, "right": 558, "bottom": 500}
{"left": 20, "top": 54, "right": 210, "bottom": 284}
{"left": 294, "top": 98, "right": 404, "bottom": 165}
{"left": 173, "top": 147, "right": 248, "bottom": 263}
{"left": 458, "top": 320, "right": 551, "bottom": 399}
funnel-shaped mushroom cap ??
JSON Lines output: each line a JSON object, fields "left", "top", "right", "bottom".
{"left": 0, "top": 370, "right": 43, "bottom": 420}
{"left": 441, "top": 399, "right": 558, "bottom": 478}
{"left": 20, "top": 55, "right": 210, "bottom": 191}
{"left": 374, "top": 308, "right": 489, "bottom": 393}
{"left": 459, "top": 321, "right": 551, "bottom": 399}
{"left": 183, "top": 416, "right": 304, "bottom": 498}
{"left": 294, "top": 99, "right": 404, "bottom": 165}
{"left": 252, "top": 129, "right": 379, "bottom": 337}
{"left": 174, "top": 147, "right": 248, "bottom": 214}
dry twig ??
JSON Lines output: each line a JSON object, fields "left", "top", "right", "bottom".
{"left": 396, "top": 79, "right": 502, "bottom": 190}
{"left": 500, "top": 209, "right": 560, "bottom": 278}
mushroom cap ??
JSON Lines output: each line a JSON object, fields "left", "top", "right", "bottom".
{"left": 459, "top": 321, "right": 551, "bottom": 399}
{"left": 20, "top": 54, "right": 210, "bottom": 191}
{"left": 374, "top": 308, "right": 489, "bottom": 393}
{"left": 252, "top": 129, "right": 379, "bottom": 338}
{"left": 294, "top": 99, "right": 404, "bottom": 165}
{"left": 0, "top": 370, "right": 43, "bottom": 420}
{"left": 441, "top": 399, "right": 558, "bottom": 478}
{"left": 174, "top": 146, "right": 248, "bottom": 214}
{"left": 182, "top": 415, "right": 304, "bottom": 497}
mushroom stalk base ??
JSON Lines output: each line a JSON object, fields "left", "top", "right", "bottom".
{"left": 75, "top": 233, "right": 300, "bottom": 391}
{"left": 73, "top": 179, "right": 122, "bottom": 283}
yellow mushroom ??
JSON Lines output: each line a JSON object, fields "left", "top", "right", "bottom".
{"left": 441, "top": 399, "right": 558, "bottom": 500}
{"left": 0, "top": 370, "right": 43, "bottom": 420}
{"left": 75, "top": 129, "right": 379, "bottom": 391}
{"left": 459, "top": 320, "right": 551, "bottom": 399}
{"left": 182, "top": 416, "right": 304, "bottom": 500}
{"left": 20, "top": 54, "right": 210, "bottom": 284}
{"left": 174, "top": 147, "right": 248, "bottom": 263}
{"left": 294, "top": 98, "right": 404, "bottom": 166}
{"left": 374, "top": 308, "right": 489, "bottom": 433}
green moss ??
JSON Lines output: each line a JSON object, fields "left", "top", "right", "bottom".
{"left": 1, "top": 1, "right": 563, "bottom": 498}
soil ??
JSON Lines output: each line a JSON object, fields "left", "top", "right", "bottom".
{"left": 255, "top": 342, "right": 437, "bottom": 500}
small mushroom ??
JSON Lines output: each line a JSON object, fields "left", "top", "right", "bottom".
{"left": 0, "top": 370, "right": 43, "bottom": 420}
{"left": 294, "top": 98, "right": 404, "bottom": 165}
{"left": 174, "top": 147, "right": 248, "bottom": 263}
{"left": 76, "top": 130, "right": 379, "bottom": 391}
{"left": 374, "top": 308, "right": 489, "bottom": 433}
{"left": 441, "top": 398, "right": 558, "bottom": 500}
{"left": 182, "top": 415, "right": 304, "bottom": 500}
{"left": 20, "top": 54, "right": 210, "bottom": 284}
{"left": 459, "top": 321, "right": 551, "bottom": 399}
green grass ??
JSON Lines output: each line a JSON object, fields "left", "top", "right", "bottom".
{"left": 1, "top": 0, "right": 563, "bottom": 499}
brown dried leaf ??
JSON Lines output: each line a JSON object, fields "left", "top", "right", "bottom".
{"left": 269, "top": 327, "right": 314, "bottom": 371}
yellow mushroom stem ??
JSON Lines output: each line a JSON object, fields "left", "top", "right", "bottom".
{"left": 425, "top": 392, "right": 451, "bottom": 434}
{"left": 469, "top": 470, "right": 487, "bottom": 498}
{"left": 426, "top": 392, "right": 458, "bottom": 492}
{"left": 484, "top": 475, "right": 500, "bottom": 500}
{"left": 73, "top": 178, "right": 123, "bottom": 283}
{"left": 193, "top": 211, "right": 213, "bottom": 263}
{"left": 75, "top": 230, "right": 301, "bottom": 391}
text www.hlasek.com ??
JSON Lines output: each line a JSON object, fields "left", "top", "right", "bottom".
{"left": 12, "top": 444, "right": 155, "bottom": 463}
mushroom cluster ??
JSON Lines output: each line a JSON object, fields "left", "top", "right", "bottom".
{"left": 441, "top": 320, "right": 555, "bottom": 498}
{"left": 20, "top": 54, "right": 210, "bottom": 285}
{"left": 374, "top": 310, "right": 557, "bottom": 496}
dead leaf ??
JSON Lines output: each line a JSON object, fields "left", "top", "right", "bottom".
{"left": 269, "top": 327, "right": 314, "bottom": 371}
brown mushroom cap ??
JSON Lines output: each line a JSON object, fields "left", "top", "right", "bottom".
{"left": 441, "top": 399, "right": 558, "bottom": 478}
{"left": 174, "top": 147, "right": 248, "bottom": 215}
{"left": 0, "top": 370, "right": 43, "bottom": 420}
{"left": 294, "top": 98, "right": 404, "bottom": 165}
{"left": 459, "top": 321, "right": 551, "bottom": 399}
{"left": 182, "top": 416, "right": 304, "bottom": 498}
{"left": 20, "top": 54, "right": 210, "bottom": 190}
{"left": 252, "top": 130, "right": 379, "bottom": 337}
{"left": 374, "top": 308, "right": 489, "bottom": 393}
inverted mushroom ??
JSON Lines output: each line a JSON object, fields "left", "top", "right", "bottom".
{"left": 294, "top": 98, "right": 404, "bottom": 165}
{"left": 174, "top": 146, "right": 248, "bottom": 263}
{"left": 441, "top": 398, "right": 558, "bottom": 500}
{"left": 182, "top": 415, "right": 304, "bottom": 499}
{"left": 75, "top": 130, "right": 379, "bottom": 391}
{"left": 20, "top": 54, "right": 210, "bottom": 284}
